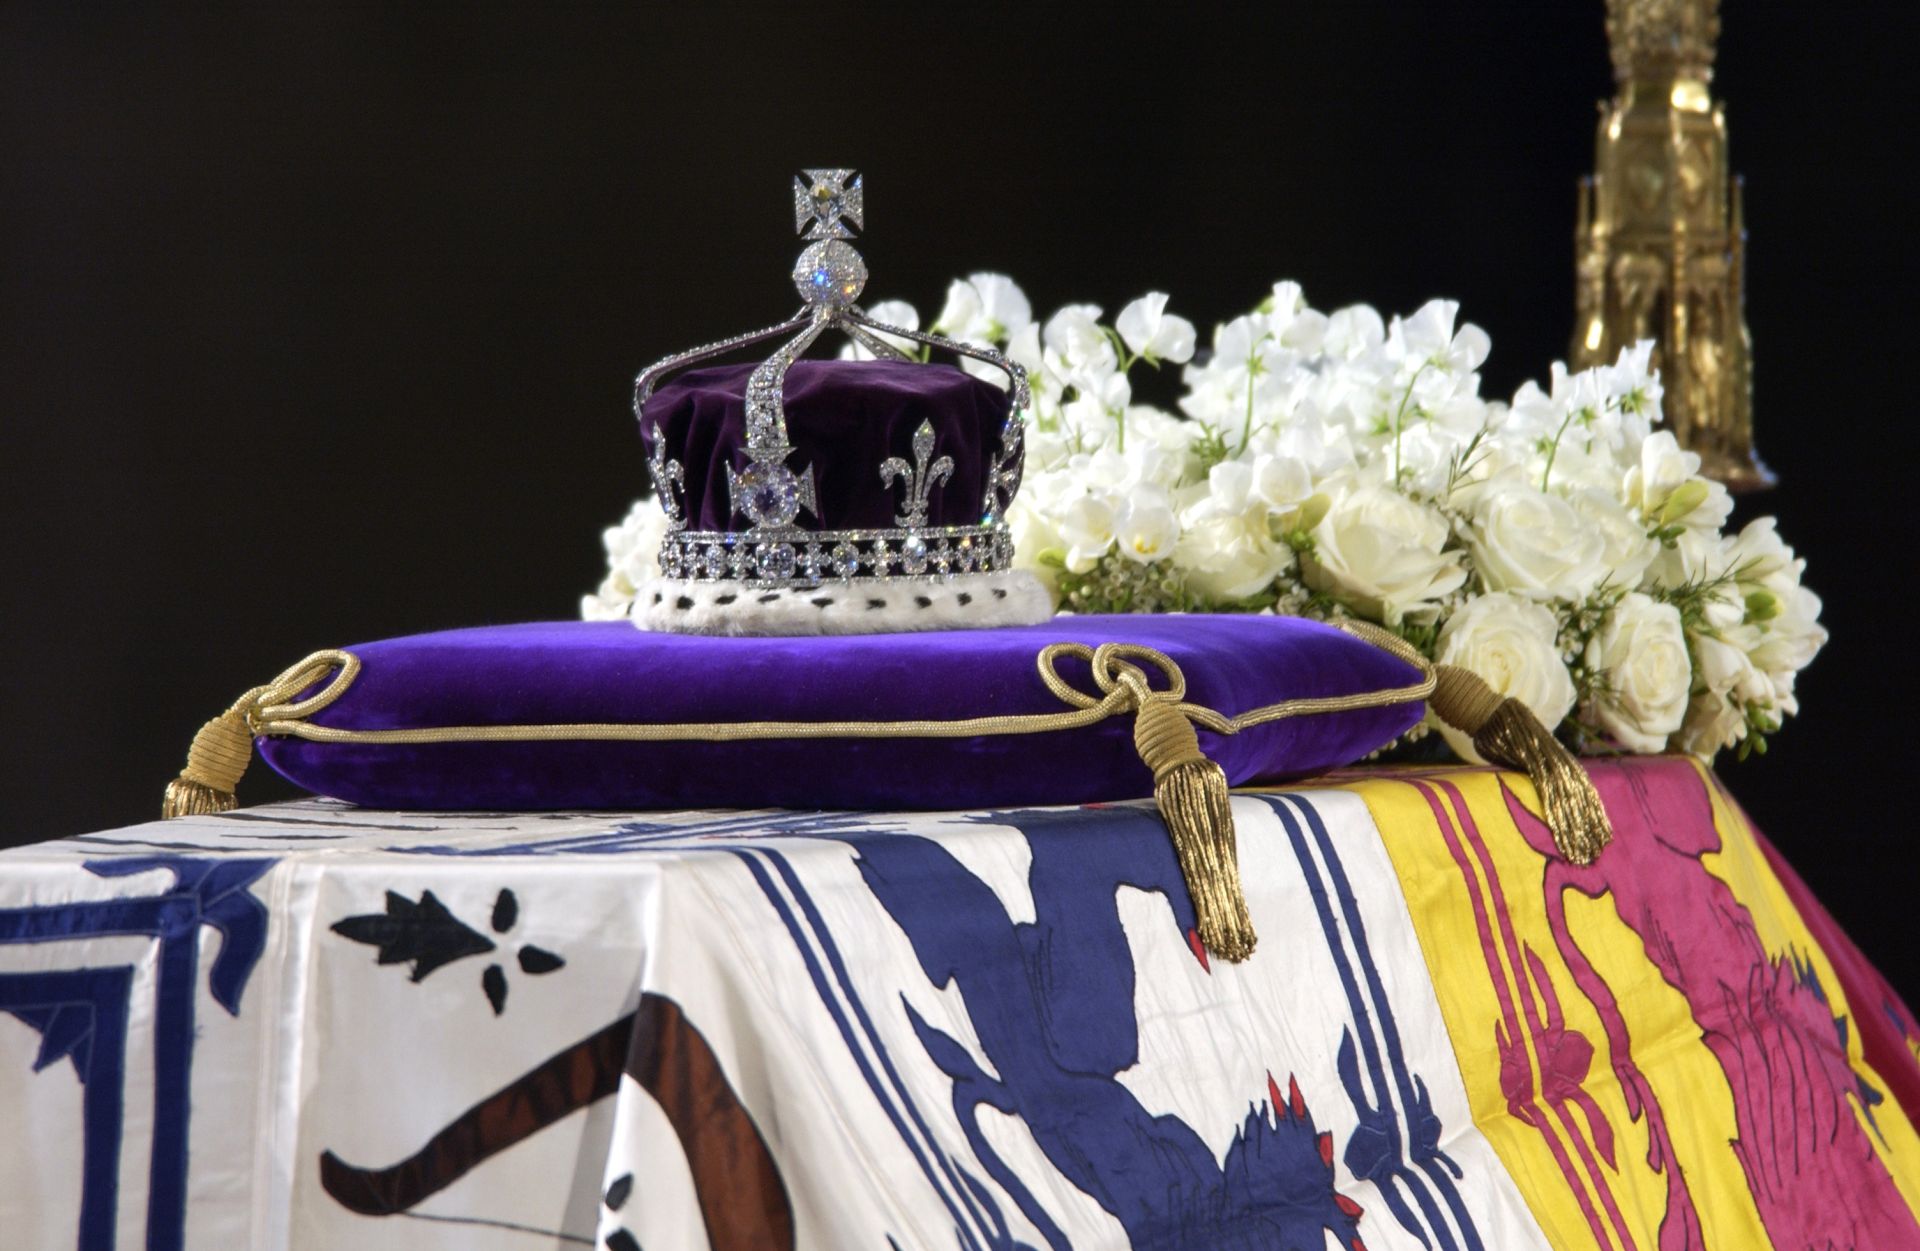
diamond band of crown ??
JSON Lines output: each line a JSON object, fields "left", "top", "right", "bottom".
{"left": 631, "top": 171, "right": 1030, "bottom": 590}
{"left": 659, "top": 523, "right": 1015, "bottom": 589}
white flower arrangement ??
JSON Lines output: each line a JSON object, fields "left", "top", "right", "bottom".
{"left": 588, "top": 274, "right": 1826, "bottom": 762}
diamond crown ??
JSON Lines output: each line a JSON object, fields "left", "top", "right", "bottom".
{"left": 631, "top": 172, "right": 1031, "bottom": 590}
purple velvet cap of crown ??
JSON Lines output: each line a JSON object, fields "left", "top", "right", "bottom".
{"left": 640, "top": 358, "right": 1016, "bottom": 532}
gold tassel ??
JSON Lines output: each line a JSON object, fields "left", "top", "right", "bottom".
{"left": 1429, "top": 663, "right": 1613, "bottom": 864}
{"left": 1132, "top": 695, "right": 1257, "bottom": 962}
{"left": 161, "top": 650, "right": 359, "bottom": 818}
{"left": 162, "top": 708, "right": 255, "bottom": 818}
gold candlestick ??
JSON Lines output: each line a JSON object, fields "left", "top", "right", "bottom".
{"left": 1573, "top": 0, "right": 1774, "bottom": 491}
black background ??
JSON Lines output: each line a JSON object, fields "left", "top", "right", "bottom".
{"left": 4, "top": 5, "right": 1916, "bottom": 993}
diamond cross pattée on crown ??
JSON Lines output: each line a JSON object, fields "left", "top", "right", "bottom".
{"left": 794, "top": 169, "right": 863, "bottom": 240}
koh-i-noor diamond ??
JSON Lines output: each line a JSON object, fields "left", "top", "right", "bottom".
{"left": 735, "top": 461, "right": 804, "bottom": 528}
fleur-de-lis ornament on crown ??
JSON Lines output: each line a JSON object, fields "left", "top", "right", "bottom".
{"left": 882, "top": 421, "right": 954, "bottom": 529}
{"left": 630, "top": 171, "right": 1031, "bottom": 589}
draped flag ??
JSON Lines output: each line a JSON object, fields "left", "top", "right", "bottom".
{"left": 2, "top": 756, "right": 1915, "bottom": 1248}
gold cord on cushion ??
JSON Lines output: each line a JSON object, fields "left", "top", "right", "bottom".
{"left": 158, "top": 632, "right": 1438, "bottom": 962}
{"left": 1424, "top": 657, "right": 1613, "bottom": 864}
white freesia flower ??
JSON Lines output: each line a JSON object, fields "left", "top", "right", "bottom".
{"left": 1115, "top": 293, "right": 1197, "bottom": 364}
{"left": 1624, "top": 431, "right": 1728, "bottom": 532}
{"left": 1433, "top": 592, "right": 1577, "bottom": 761}
{"left": 1605, "top": 339, "right": 1664, "bottom": 432}
{"left": 1115, "top": 494, "right": 1181, "bottom": 564}
{"left": 1585, "top": 593, "right": 1690, "bottom": 752}
{"left": 1303, "top": 484, "right": 1466, "bottom": 625}
{"left": 1058, "top": 492, "right": 1119, "bottom": 573}
{"left": 1465, "top": 482, "right": 1609, "bottom": 602}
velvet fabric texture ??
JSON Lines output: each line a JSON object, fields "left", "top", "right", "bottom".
{"left": 641, "top": 359, "right": 1017, "bottom": 531}
{"left": 257, "top": 615, "right": 1425, "bottom": 812}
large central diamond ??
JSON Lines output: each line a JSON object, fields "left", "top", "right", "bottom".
{"left": 736, "top": 461, "right": 803, "bottom": 528}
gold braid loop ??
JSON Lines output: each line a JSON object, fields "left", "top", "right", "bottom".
{"left": 162, "top": 651, "right": 359, "bottom": 819}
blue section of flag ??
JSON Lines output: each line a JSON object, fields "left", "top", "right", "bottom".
{"left": 0, "top": 856, "right": 274, "bottom": 1251}
{"left": 1262, "top": 794, "right": 1482, "bottom": 1251}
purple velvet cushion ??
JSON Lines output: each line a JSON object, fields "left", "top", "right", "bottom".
{"left": 256, "top": 615, "right": 1423, "bottom": 812}
{"left": 641, "top": 359, "right": 1015, "bottom": 531}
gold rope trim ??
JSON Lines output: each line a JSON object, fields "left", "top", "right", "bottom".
{"left": 248, "top": 635, "right": 1434, "bottom": 747}
{"left": 164, "top": 627, "right": 1435, "bottom": 961}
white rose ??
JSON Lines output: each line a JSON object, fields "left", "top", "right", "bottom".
{"left": 1176, "top": 511, "right": 1289, "bottom": 603}
{"left": 1568, "top": 488, "right": 1656, "bottom": 590}
{"left": 1433, "top": 592, "right": 1577, "bottom": 761}
{"left": 1303, "top": 485, "right": 1467, "bottom": 625}
{"left": 1584, "top": 593, "right": 1689, "bottom": 752}
{"left": 1465, "top": 483, "right": 1608, "bottom": 602}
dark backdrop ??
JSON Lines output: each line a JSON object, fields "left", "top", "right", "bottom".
{"left": 4, "top": 4, "right": 1916, "bottom": 993}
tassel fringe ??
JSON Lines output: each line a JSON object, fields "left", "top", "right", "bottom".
{"left": 1430, "top": 662, "right": 1613, "bottom": 864}
{"left": 1133, "top": 696, "right": 1257, "bottom": 962}
{"left": 162, "top": 776, "right": 240, "bottom": 819}
{"left": 162, "top": 709, "right": 255, "bottom": 819}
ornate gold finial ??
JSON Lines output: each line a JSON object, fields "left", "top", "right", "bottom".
{"left": 1575, "top": 0, "right": 1774, "bottom": 491}
{"left": 1605, "top": 0, "right": 1720, "bottom": 85}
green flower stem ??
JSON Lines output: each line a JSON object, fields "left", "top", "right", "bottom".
{"left": 1390, "top": 363, "right": 1431, "bottom": 486}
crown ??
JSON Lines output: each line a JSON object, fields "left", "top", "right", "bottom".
{"left": 629, "top": 171, "right": 1049, "bottom": 635}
